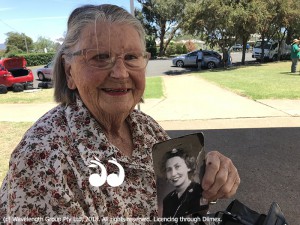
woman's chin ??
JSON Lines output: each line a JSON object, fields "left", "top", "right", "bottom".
{"left": 105, "top": 103, "right": 134, "bottom": 116}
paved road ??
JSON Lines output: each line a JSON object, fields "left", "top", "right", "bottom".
{"left": 146, "top": 52, "right": 255, "bottom": 77}
{"left": 31, "top": 52, "right": 254, "bottom": 81}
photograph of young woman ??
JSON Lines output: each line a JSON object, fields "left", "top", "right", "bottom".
{"left": 161, "top": 148, "right": 208, "bottom": 222}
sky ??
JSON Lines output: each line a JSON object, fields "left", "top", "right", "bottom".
{"left": 0, "top": 0, "right": 140, "bottom": 44}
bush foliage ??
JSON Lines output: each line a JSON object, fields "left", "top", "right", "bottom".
{"left": 146, "top": 36, "right": 157, "bottom": 59}
{"left": 17, "top": 53, "right": 56, "bottom": 66}
{"left": 165, "top": 42, "right": 188, "bottom": 56}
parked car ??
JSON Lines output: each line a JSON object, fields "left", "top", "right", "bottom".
{"left": 0, "top": 57, "right": 34, "bottom": 94}
{"left": 37, "top": 61, "right": 53, "bottom": 81}
{"left": 231, "top": 44, "right": 243, "bottom": 51}
{"left": 172, "top": 50, "right": 222, "bottom": 69}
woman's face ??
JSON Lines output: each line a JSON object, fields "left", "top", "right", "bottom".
{"left": 165, "top": 156, "right": 191, "bottom": 188}
{"left": 64, "top": 22, "right": 146, "bottom": 119}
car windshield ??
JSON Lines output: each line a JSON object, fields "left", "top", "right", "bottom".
{"left": 254, "top": 41, "right": 272, "bottom": 49}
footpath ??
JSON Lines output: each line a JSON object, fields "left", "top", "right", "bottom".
{"left": 141, "top": 74, "right": 300, "bottom": 130}
{"left": 1, "top": 74, "right": 300, "bottom": 130}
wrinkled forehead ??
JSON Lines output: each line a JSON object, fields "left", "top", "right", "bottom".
{"left": 76, "top": 21, "right": 144, "bottom": 52}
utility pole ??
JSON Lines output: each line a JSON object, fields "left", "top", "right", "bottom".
{"left": 130, "top": 0, "right": 134, "bottom": 15}
{"left": 24, "top": 35, "right": 29, "bottom": 53}
{"left": 130, "top": 0, "right": 142, "bottom": 111}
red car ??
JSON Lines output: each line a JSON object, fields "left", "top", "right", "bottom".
{"left": 0, "top": 57, "right": 34, "bottom": 94}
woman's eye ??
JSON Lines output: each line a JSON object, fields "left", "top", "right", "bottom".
{"left": 93, "top": 53, "right": 110, "bottom": 61}
{"left": 124, "top": 53, "right": 139, "bottom": 61}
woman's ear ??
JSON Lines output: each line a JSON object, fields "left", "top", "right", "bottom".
{"left": 62, "top": 55, "right": 77, "bottom": 90}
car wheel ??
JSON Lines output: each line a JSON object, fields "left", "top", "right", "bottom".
{"left": 272, "top": 55, "right": 278, "bottom": 61}
{"left": 38, "top": 82, "right": 53, "bottom": 89}
{"left": 24, "top": 83, "right": 33, "bottom": 90}
{"left": 176, "top": 60, "right": 184, "bottom": 67}
{"left": 12, "top": 83, "right": 24, "bottom": 92}
{"left": 0, "top": 84, "right": 8, "bottom": 94}
{"left": 38, "top": 72, "right": 45, "bottom": 81}
{"left": 207, "top": 61, "right": 216, "bottom": 69}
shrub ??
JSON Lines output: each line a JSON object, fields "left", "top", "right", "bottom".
{"left": 166, "top": 42, "right": 187, "bottom": 56}
{"left": 182, "top": 44, "right": 188, "bottom": 54}
{"left": 146, "top": 36, "right": 157, "bottom": 59}
{"left": 165, "top": 42, "right": 176, "bottom": 56}
{"left": 17, "top": 53, "right": 56, "bottom": 66}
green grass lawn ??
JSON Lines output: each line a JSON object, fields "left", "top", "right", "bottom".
{"left": 144, "top": 76, "right": 164, "bottom": 99}
{"left": 0, "top": 122, "right": 33, "bottom": 186}
{"left": 0, "top": 89, "right": 55, "bottom": 104}
{"left": 196, "top": 61, "right": 300, "bottom": 100}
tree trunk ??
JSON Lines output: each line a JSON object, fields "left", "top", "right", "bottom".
{"left": 260, "top": 34, "right": 265, "bottom": 63}
{"left": 241, "top": 37, "right": 249, "bottom": 65}
{"left": 158, "top": 23, "right": 166, "bottom": 57}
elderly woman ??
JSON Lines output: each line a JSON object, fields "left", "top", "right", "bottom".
{"left": 0, "top": 4, "right": 240, "bottom": 224}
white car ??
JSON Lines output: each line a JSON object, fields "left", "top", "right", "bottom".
{"left": 37, "top": 62, "right": 53, "bottom": 81}
{"left": 231, "top": 44, "right": 243, "bottom": 51}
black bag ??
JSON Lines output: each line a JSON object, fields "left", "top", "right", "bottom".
{"left": 214, "top": 199, "right": 288, "bottom": 225}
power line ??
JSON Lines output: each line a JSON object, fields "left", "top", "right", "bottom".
{"left": 0, "top": 19, "right": 19, "bottom": 32}
{"left": 0, "top": 19, "right": 28, "bottom": 53}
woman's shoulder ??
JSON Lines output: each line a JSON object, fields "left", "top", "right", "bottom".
{"left": 130, "top": 109, "right": 169, "bottom": 140}
{"left": 25, "top": 104, "right": 69, "bottom": 141}
{"left": 11, "top": 104, "right": 69, "bottom": 161}
{"left": 163, "top": 189, "right": 177, "bottom": 202}
{"left": 187, "top": 182, "right": 203, "bottom": 197}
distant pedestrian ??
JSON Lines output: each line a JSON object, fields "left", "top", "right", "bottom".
{"left": 227, "top": 47, "right": 232, "bottom": 66}
{"left": 290, "top": 39, "right": 300, "bottom": 73}
{"left": 246, "top": 43, "right": 250, "bottom": 52}
{"left": 196, "top": 49, "right": 203, "bottom": 70}
{"left": 222, "top": 47, "right": 232, "bottom": 68}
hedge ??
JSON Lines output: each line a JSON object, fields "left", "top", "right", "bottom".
{"left": 17, "top": 53, "right": 56, "bottom": 66}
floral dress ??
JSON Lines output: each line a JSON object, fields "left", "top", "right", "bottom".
{"left": 0, "top": 97, "right": 169, "bottom": 224}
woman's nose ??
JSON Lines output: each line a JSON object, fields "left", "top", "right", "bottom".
{"left": 170, "top": 168, "right": 177, "bottom": 177}
{"left": 110, "top": 58, "right": 129, "bottom": 78}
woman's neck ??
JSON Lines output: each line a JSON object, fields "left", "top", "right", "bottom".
{"left": 100, "top": 116, "right": 134, "bottom": 157}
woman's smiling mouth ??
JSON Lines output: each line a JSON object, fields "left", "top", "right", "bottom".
{"left": 171, "top": 177, "right": 181, "bottom": 183}
{"left": 102, "top": 88, "right": 131, "bottom": 96}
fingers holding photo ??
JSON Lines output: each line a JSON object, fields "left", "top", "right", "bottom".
{"left": 202, "top": 151, "right": 240, "bottom": 201}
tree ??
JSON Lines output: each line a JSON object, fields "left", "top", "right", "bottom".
{"left": 251, "top": 0, "right": 300, "bottom": 61}
{"left": 232, "top": 0, "right": 260, "bottom": 64}
{"left": 33, "top": 36, "right": 56, "bottom": 53}
{"left": 5, "top": 32, "right": 33, "bottom": 54}
{"left": 285, "top": 0, "right": 300, "bottom": 43}
{"left": 136, "top": 0, "right": 187, "bottom": 56}
{"left": 182, "top": 0, "right": 237, "bottom": 61}
{"left": 183, "top": 0, "right": 300, "bottom": 64}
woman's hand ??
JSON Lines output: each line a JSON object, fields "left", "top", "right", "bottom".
{"left": 201, "top": 151, "right": 240, "bottom": 201}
